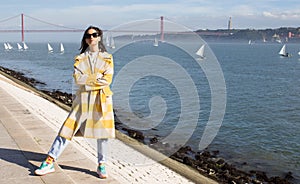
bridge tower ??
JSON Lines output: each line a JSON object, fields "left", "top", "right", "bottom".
{"left": 228, "top": 17, "right": 232, "bottom": 30}
{"left": 160, "top": 16, "right": 164, "bottom": 41}
{"left": 21, "top": 13, "right": 24, "bottom": 42}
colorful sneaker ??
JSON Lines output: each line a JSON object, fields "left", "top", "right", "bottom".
{"left": 34, "top": 161, "right": 55, "bottom": 176}
{"left": 97, "top": 164, "right": 108, "bottom": 179}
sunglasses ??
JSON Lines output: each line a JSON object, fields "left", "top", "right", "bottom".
{"left": 84, "top": 32, "right": 99, "bottom": 38}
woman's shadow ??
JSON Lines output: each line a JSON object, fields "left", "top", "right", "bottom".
{"left": 0, "top": 148, "right": 98, "bottom": 177}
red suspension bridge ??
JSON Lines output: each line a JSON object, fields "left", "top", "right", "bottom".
{"left": 0, "top": 14, "right": 166, "bottom": 42}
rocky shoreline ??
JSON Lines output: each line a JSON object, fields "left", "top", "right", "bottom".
{"left": 0, "top": 65, "right": 295, "bottom": 184}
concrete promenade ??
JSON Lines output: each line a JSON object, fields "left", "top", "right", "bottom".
{"left": 0, "top": 73, "right": 218, "bottom": 184}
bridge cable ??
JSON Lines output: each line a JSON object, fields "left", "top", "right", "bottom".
{"left": 24, "top": 14, "right": 80, "bottom": 30}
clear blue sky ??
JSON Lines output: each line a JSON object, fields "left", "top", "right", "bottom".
{"left": 1, "top": 0, "right": 300, "bottom": 30}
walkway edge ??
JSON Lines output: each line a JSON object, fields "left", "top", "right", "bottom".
{"left": 0, "top": 70, "right": 218, "bottom": 184}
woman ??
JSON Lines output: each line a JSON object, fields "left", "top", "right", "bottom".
{"left": 35, "top": 26, "right": 115, "bottom": 179}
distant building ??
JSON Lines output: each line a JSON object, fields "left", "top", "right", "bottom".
{"left": 228, "top": 17, "right": 232, "bottom": 30}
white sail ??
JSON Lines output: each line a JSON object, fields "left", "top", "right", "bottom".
{"left": 196, "top": 44, "right": 205, "bottom": 59}
{"left": 7, "top": 43, "right": 13, "bottom": 50}
{"left": 4, "top": 43, "right": 9, "bottom": 50}
{"left": 60, "top": 43, "right": 64, "bottom": 53}
{"left": 106, "top": 35, "right": 115, "bottom": 49}
{"left": 17, "top": 43, "right": 23, "bottom": 50}
{"left": 23, "top": 42, "right": 28, "bottom": 50}
{"left": 110, "top": 37, "right": 115, "bottom": 49}
{"left": 278, "top": 44, "right": 286, "bottom": 56}
{"left": 48, "top": 43, "right": 53, "bottom": 53}
{"left": 106, "top": 35, "right": 110, "bottom": 47}
{"left": 263, "top": 37, "right": 267, "bottom": 43}
{"left": 153, "top": 38, "right": 158, "bottom": 47}
{"left": 278, "top": 44, "right": 291, "bottom": 57}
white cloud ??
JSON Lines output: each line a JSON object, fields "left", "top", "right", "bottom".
{"left": 229, "top": 5, "right": 256, "bottom": 16}
{"left": 263, "top": 11, "right": 278, "bottom": 18}
{"left": 263, "top": 11, "right": 300, "bottom": 19}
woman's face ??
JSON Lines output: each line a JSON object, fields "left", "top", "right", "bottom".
{"left": 85, "top": 28, "right": 101, "bottom": 46}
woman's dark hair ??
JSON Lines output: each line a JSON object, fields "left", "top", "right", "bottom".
{"left": 79, "top": 26, "right": 107, "bottom": 54}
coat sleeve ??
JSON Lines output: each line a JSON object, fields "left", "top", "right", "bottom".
{"left": 72, "top": 55, "right": 98, "bottom": 87}
{"left": 73, "top": 67, "right": 94, "bottom": 85}
{"left": 95, "top": 57, "right": 113, "bottom": 86}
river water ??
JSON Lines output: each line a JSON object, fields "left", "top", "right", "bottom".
{"left": 0, "top": 40, "right": 299, "bottom": 181}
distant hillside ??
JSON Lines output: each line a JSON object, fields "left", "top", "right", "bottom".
{"left": 195, "top": 27, "right": 300, "bottom": 43}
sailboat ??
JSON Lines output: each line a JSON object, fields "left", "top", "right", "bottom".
{"left": 7, "top": 43, "right": 13, "bottom": 50}
{"left": 106, "top": 35, "right": 110, "bottom": 47}
{"left": 153, "top": 38, "right": 158, "bottom": 47}
{"left": 105, "top": 35, "right": 115, "bottom": 49}
{"left": 23, "top": 42, "right": 29, "bottom": 50}
{"left": 278, "top": 44, "right": 291, "bottom": 57}
{"left": 262, "top": 37, "right": 267, "bottom": 43}
{"left": 110, "top": 37, "right": 115, "bottom": 49}
{"left": 196, "top": 44, "right": 205, "bottom": 59}
{"left": 60, "top": 43, "right": 64, "bottom": 54}
{"left": 3, "top": 43, "right": 9, "bottom": 50}
{"left": 47, "top": 43, "right": 53, "bottom": 53}
{"left": 17, "top": 43, "right": 23, "bottom": 50}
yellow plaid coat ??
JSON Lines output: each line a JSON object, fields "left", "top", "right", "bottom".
{"left": 58, "top": 51, "right": 115, "bottom": 140}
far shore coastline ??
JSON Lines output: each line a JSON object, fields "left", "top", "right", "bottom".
{"left": 0, "top": 65, "right": 295, "bottom": 184}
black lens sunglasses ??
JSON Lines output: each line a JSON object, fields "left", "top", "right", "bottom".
{"left": 85, "top": 32, "right": 99, "bottom": 38}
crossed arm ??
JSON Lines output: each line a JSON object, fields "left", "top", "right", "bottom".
{"left": 73, "top": 64, "right": 113, "bottom": 91}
